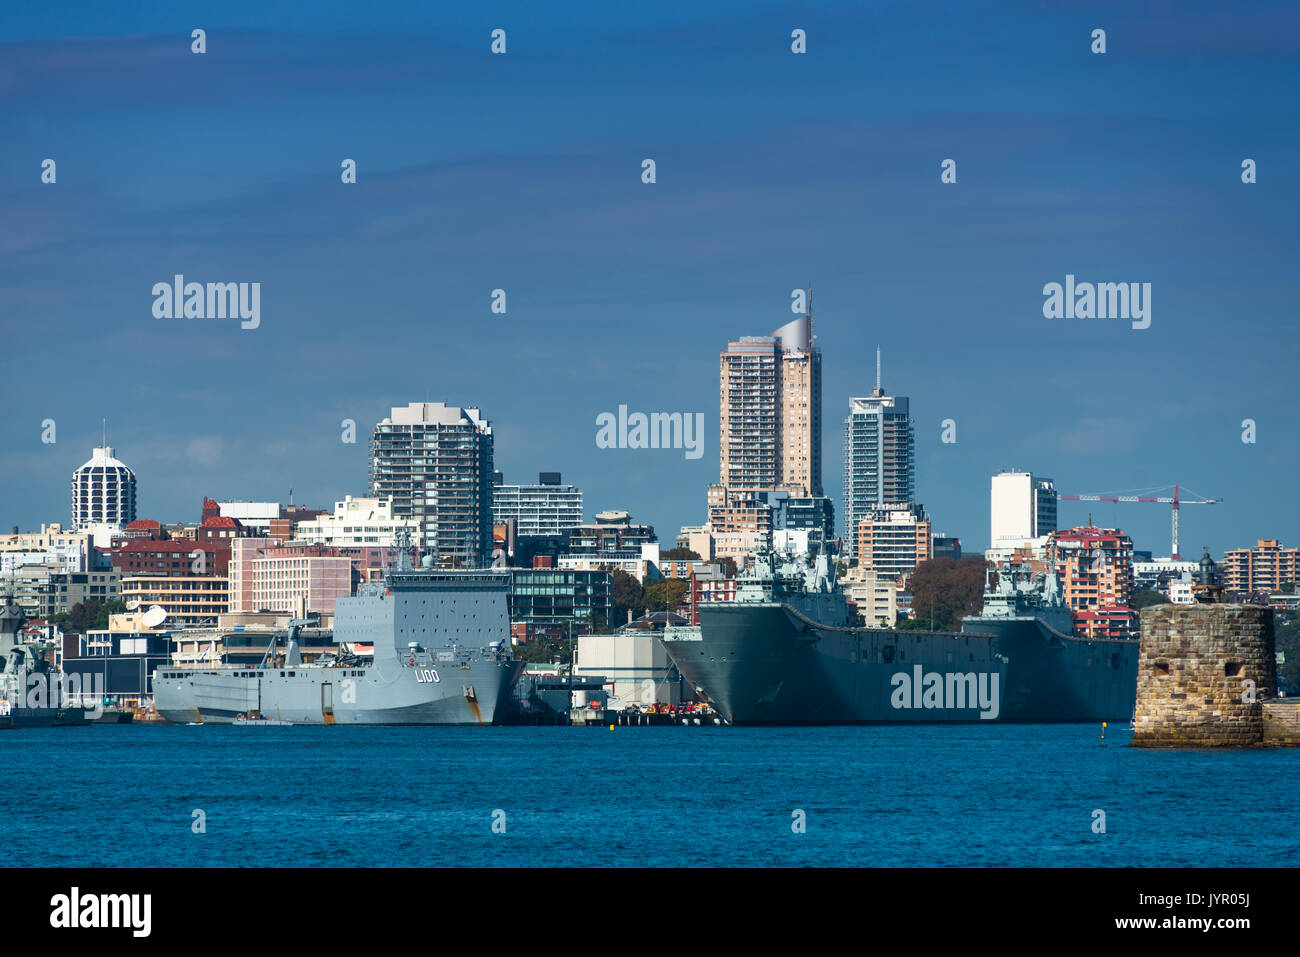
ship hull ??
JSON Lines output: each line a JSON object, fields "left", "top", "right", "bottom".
{"left": 152, "top": 659, "right": 524, "bottom": 726}
{"left": 0, "top": 707, "right": 60, "bottom": 729}
{"left": 663, "top": 604, "right": 1137, "bottom": 724}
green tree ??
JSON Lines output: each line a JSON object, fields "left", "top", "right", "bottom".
{"left": 660, "top": 547, "right": 701, "bottom": 561}
{"left": 611, "top": 570, "right": 645, "bottom": 627}
{"left": 1133, "top": 588, "right": 1169, "bottom": 610}
{"left": 893, "top": 617, "right": 932, "bottom": 631}
{"left": 644, "top": 578, "right": 689, "bottom": 615}
{"left": 50, "top": 598, "right": 126, "bottom": 635}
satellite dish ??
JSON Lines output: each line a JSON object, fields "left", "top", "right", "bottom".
{"left": 125, "top": 600, "right": 141, "bottom": 611}
{"left": 141, "top": 606, "right": 167, "bottom": 628}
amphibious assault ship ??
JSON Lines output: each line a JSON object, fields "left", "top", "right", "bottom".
{"left": 660, "top": 550, "right": 1137, "bottom": 724}
{"left": 151, "top": 559, "right": 523, "bottom": 725}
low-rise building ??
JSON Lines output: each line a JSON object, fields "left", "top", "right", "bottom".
{"left": 686, "top": 565, "right": 737, "bottom": 625}
{"left": 842, "top": 567, "right": 898, "bottom": 627}
{"left": 575, "top": 632, "right": 681, "bottom": 708}
{"left": 249, "top": 543, "right": 353, "bottom": 616}
{"left": 1, "top": 523, "right": 92, "bottom": 574}
{"left": 508, "top": 567, "right": 614, "bottom": 641}
{"left": 111, "top": 539, "right": 227, "bottom": 577}
{"left": 121, "top": 575, "right": 229, "bottom": 626}
{"left": 557, "top": 549, "right": 660, "bottom": 584}
{"left": 292, "top": 495, "right": 421, "bottom": 548}
{"left": 567, "top": 510, "right": 656, "bottom": 558}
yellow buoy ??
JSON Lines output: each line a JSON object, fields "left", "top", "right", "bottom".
{"left": 609, "top": 724, "right": 615, "bottom": 731}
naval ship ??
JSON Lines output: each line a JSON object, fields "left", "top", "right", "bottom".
{"left": 151, "top": 558, "right": 523, "bottom": 725}
{"left": 660, "top": 550, "right": 1137, "bottom": 724}
{"left": 0, "top": 593, "right": 89, "bottom": 729}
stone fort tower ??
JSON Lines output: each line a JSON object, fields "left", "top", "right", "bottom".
{"left": 1131, "top": 602, "right": 1277, "bottom": 747}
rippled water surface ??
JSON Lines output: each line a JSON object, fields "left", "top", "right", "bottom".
{"left": 3, "top": 724, "right": 1296, "bottom": 866}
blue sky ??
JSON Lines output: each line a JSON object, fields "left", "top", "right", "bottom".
{"left": 2, "top": 0, "right": 1297, "bottom": 556}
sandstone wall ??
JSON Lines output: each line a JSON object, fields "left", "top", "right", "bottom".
{"left": 1130, "top": 604, "right": 1276, "bottom": 748}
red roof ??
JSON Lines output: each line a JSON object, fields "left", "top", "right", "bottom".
{"left": 201, "top": 516, "right": 240, "bottom": 528}
{"left": 125, "top": 519, "right": 162, "bottom": 530}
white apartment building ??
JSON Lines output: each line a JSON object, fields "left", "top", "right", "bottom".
{"left": 492, "top": 473, "right": 583, "bottom": 537}
{"left": 218, "top": 502, "right": 281, "bottom": 534}
{"left": 292, "top": 495, "right": 420, "bottom": 548}
{"left": 0, "top": 523, "right": 90, "bottom": 574}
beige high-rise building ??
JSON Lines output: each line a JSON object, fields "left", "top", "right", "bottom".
{"left": 1221, "top": 539, "right": 1299, "bottom": 594}
{"left": 718, "top": 311, "right": 821, "bottom": 497}
{"left": 856, "top": 504, "right": 932, "bottom": 583}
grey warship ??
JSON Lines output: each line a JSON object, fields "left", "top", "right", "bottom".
{"left": 151, "top": 560, "right": 523, "bottom": 725}
{"left": 0, "top": 592, "right": 89, "bottom": 728}
{"left": 661, "top": 550, "right": 1137, "bottom": 724}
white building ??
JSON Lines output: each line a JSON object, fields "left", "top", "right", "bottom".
{"left": 1133, "top": 560, "right": 1200, "bottom": 594}
{"left": 1168, "top": 578, "right": 1194, "bottom": 604}
{"left": 72, "top": 446, "right": 137, "bottom": 529}
{"left": 292, "top": 496, "right": 420, "bottom": 548}
{"left": 559, "top": 543, "right": 661, "bottom": 583}
{"left": 218, "top": 502, "right": 281, "bottom": 534}
{"left": 575, "top": 632, "right": 680, "bottom": 708}
{"left": 990, "top": 471, "right": 1057, "bottom": 549}
{"left": 0, "top": 524, "right": 90, "bottom": 574}
{"left": 841, "top": 567, "right": 898, "bottom": 627}
{"left": 492, "top": 472, "right": 583, "bottom": 537}
{"left": 985, "top": 535, "right": 1052, "bottom": 566}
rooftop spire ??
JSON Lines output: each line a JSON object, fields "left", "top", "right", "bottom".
{"left": 875, "top": 346, "right": 882, "bottom": 394}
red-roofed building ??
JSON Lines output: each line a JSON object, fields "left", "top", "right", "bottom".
{"left": 197, "top": 514, "right": 244, "bottom": 547}
{"left": 118, "top": 519, "right": 166, "bottom": 542}
{"left": 1049, "top": 526, "right": 1137, "bottom": 639}
{"left": 110, "top": 539, "right": 230, "bottom": 577}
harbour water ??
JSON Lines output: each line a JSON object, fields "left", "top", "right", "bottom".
{"left": 3, "top": 724, "right": 1296, "bottom": 867}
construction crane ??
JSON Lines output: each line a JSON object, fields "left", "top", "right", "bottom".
{"left": 1057, "top": 484, "right": 1222, "bottom": 561}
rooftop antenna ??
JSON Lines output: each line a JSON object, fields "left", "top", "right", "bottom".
{"left": 102, "top": 418, "right": 107, "bottom": 448}
{"left": 875, "top": 346, "right": 882, "bottom": 394}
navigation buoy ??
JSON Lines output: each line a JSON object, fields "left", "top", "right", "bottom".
{"left": 1100, "top": 720, "right": 1107, "bottom": 747}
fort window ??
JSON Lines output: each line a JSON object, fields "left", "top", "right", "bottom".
{"left": 1225, "top": 661, "right": 1245, "bottom": 678}
{"left": 1154, "top": 662, "right": 1170, "bottom": 677}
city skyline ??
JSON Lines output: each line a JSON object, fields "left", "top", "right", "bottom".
{"left": 3, "top": 1, "right": 1298, "bottom": 558}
